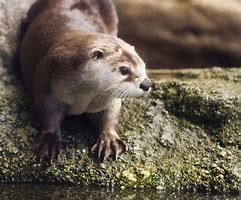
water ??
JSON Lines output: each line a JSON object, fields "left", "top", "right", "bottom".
{"left": 0, "top": 184, "right": 239, "bottom": 200}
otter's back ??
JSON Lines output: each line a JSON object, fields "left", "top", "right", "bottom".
{"left": 20, "top": 0, "right": 118, "bottom": 88}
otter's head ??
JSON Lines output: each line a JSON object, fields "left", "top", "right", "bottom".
{"left": 85, "top": 35, "right": 151, "bottom": 98}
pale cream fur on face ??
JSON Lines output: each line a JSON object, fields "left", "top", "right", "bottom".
{"left": 52, "top": 36, "right": 150, "bottom": 115}
{"left": 84, "top": 38, "right": 149, "bottom": 97}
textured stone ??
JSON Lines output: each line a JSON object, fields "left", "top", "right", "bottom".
{"left": 0, "top": 0, "right": 240, "bottom": 194}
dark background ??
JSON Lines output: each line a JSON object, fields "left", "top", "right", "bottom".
{"left": 114, "top": 0, "right": 241, "bottom": 69}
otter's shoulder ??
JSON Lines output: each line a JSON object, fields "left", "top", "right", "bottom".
{"left": 26, "top": 0, "right": 118, "bottom": 35}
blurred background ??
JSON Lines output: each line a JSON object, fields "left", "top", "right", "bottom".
{"left": 114, "top": 0, "right": 241, "bottom": 69}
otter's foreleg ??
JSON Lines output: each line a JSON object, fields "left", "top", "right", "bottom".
{"left": 31, "top": 94, "right": 67, "bottom": 164}
{"left": 90, "top": 99, "right": 127, "bottom": 161}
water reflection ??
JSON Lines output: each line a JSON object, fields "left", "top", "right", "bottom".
{"left": 0, "top": 184, "right": 239, "bottom": 200}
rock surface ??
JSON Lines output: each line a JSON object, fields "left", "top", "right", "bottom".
{"left": 115, "top": 0, "right": 241, "bottom": 68}
{"left": 0, "top": 0, "right": 240, "bottom": 194}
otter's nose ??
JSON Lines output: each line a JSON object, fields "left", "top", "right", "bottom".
{"left": 139, "top": 78, "right": 151, "bottom": 92}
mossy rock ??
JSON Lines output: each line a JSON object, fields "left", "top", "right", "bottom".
{"left": 0, "top": 64, "right": 240, "bottom": 194}
{"left": 0, "top": 0, "right": 240, "bottom": 194}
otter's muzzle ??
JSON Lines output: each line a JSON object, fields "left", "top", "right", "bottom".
{"left": 139, "top": 78, "right": 152, "bottom": 92}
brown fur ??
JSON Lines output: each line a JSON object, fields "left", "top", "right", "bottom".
{"left": 20, "top": 0, "right": 118, "bottom": 89}
{"left": 20, "top": 0, "right": 150, "bottom": 163}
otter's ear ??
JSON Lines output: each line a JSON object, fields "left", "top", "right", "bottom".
{"left": 92, "top": 49, "right": 104, "bottom": 60}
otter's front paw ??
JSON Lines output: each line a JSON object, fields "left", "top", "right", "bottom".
{"left": 31, "top": 133, "right": 62, "bottom": 164}
{"left": 91, "top": 135, "right": 127, "bottom": 162}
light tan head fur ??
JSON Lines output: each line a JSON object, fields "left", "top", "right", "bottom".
{"left": 84, "top": 33, "right": 150, "bottom": 97}
{"left": 49, "top": 32, "right": 150, "bottom": 114}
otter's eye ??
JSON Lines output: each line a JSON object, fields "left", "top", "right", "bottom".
{"left": 119, "top": 66, "right": 130, "bottom": 75}
{"left": 92, "top": 50, "right": 104, "bottom": 60}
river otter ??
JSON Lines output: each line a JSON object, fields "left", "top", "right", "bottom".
{"left": 20, "top": 0, "right": 151, "bottom": 163}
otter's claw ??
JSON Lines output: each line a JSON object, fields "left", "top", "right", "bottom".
{"left": 91, "top": 137, "right": 127, "bottom": 162}
{"left": 31, "top": 133, "right": 62, "bottom": 164}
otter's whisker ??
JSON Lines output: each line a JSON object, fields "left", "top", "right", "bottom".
{"left": 106, "top": 87, "right": 121, "bottom": 105}
{"left": 100, "top": 88, "right": 118, "bottom": 108}
{"left": 102, "top": 92, "right": 119, "bottom": 120}
{"left": 124, "top": 91, "right": 129, "bottom": 98}
{"left": 120, "top": 84, "right": 130, "bottom": 92}
{"left": 98, "top": 96, "right": 108, "bottom": 109}
{"left": 103, "top": 88, "right": 122, "bottom": 120}
{"left": 98, "top": 87, "right": 119, "bottom": 109}
{"left": 109, "top": 88, "right": 120, "bottom": 99}
{"left": 120, "top": 85, "right": 131, "bottom": 99}
{"left": 118, "top": 90, "right": 124, "bottom": 99}
{"left": 104, "top": 84, "right": 119, "bottom": 92}
{"left": 122, "top": 90, "right": 129, "bottom": 99}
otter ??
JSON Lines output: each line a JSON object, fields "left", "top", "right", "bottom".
{"left": 20, "top": 0, "right": 151, "bottom": 163}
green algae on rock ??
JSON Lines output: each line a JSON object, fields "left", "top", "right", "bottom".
{"left": 0, "top": 64, "right": 240, "bottom": 194}
{"left": 0, "top": 0, "right": 240, "bottom": 194}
